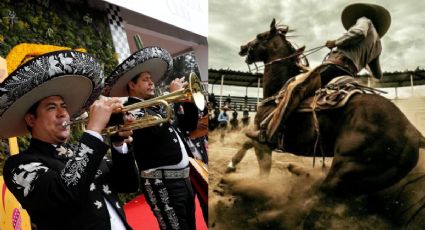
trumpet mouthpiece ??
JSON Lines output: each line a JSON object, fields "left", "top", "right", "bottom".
{"left": 62, "top": 121, "right": 71, "bottom": 127}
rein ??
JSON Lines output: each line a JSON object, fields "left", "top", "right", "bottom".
{"left": 247, "top": 45, "right": 327, "bottom": 72}
{"left": 265, "top": 45, "right": 326, "bottom": 66}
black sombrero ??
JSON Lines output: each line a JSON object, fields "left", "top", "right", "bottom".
{"left": 105, "top": 46, "right": 173, "bottom": 97}
{"left": 341, "top": 3, "right": 391, "bottom": 37}
{"left": 0, "top": 50, "right": 104, "bottom": 138}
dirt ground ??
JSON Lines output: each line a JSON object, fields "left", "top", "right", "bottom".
{"left": 208, "top": 127, "right": 398, "bottom": 229}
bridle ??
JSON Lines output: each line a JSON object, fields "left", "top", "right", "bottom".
{"left": 245, "top": 31, "right": 326, "bottom": 72}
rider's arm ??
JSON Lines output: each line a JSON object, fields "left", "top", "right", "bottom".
{"left": 335, "top": 17, "right": 370, "bottom": 47}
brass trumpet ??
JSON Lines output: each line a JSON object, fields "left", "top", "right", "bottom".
{"left": 63, "top": 72, "right": 205, "bottom": 135}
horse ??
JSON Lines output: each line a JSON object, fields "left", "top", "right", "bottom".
{"left": 227, "top": 18, "right": 425, "bottom": 227}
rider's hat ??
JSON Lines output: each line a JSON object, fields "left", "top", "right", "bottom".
{"left": 0, "top": 50, "right": 103, "bottom": 138}
{"left": 105, "top": 46, "right": 173, "bottom": 97}
{"left": 341, "top": 3, "right": 391, "bottom": 37}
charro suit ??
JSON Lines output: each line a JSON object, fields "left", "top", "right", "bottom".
{"left": 126, "top": 97, "right": 198, "bottom": 230}
{"left": 3, "top": 133, "right": 139, "bottom": 230}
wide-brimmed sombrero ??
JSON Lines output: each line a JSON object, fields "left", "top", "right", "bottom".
{"left": 0, "top": 50, "right": 104, "bottom": 138}
{"left": 105, "top": 46, "right": 173, "bottom": 97}
{"left": 341, "top": 3, "right": 391, "bottom": 37}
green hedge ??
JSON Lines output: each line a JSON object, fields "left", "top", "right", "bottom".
{"left": 0, "top": 0, "right": 117, "bottom": 172}
{"left": 0, "top": 0, "right": 117, "bottom": 75}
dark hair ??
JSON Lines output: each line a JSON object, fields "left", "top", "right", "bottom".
{"left": 126, "top": 74, "right": 141, "bottom": 93}
{"left": 25, "top": 101, "right": 40, "bottom": 132}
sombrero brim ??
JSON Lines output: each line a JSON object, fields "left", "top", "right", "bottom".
{"left": 0, "top": 51, "right": 103, "bottom": 138}
{"left": 341, "top": 3, "right": 391, "bottom": 37}
{"left": 105, "top": 46, "right": 173, "bottom": 97}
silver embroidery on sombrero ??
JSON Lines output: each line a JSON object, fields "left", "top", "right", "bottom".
{"left": 0, "top": 51, "right": 103, "bottom": 116}
{"left": 107, "top": 47, "right": 172, "bottom": 86}
{"left": 11, "top": 162, "right": 49, "bottom": 197}
{"left": 60, "top": 143, "right": 94, "bottom": 186}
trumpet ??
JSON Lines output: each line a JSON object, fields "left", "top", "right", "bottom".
{"left": 63, "top": 72, "right": 205, "bottom": 135}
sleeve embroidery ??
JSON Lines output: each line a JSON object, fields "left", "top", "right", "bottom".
{"left": 11, "top": 162, "right": 49, "bottom": 197}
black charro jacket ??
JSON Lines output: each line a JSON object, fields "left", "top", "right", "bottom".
{"left": 3, "top": 133, "right": 139, "bottom": 230}
{"left": 125, "top": 97, "right": 198, "bottom": 170}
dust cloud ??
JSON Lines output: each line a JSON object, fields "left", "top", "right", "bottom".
{"left": 209, "top": 128, "right": 398, "bottom": 229}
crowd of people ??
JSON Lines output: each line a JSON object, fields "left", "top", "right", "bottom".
{"left": 207, "top": 94, "right": 251, "bottom": 133}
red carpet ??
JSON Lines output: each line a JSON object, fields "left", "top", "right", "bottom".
{"left": 124, "top": 194, "right": 207, "bottom": 230}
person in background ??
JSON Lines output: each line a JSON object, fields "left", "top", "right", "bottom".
{"left": 241, "top": 108, "right": 250, "bottom": 127}
{"left": 217, "top": 106, "right": 229, "bottom": 142}
{"left": 230, "top": 109, "right": 240, "bottom": 131}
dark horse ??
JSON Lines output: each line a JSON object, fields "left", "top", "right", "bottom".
{"left": 231, "top": 19, "right": 425, "bottom": 199}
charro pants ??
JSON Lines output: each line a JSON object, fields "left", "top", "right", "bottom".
{"left": 141, "top": 177, "right": 196, "bottom": 230}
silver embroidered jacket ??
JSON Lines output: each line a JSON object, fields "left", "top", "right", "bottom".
{"left": 3, "top": 133, "right": 139, "bottom": 230}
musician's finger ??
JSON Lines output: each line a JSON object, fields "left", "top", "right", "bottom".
{"left": 118, "top": 129, "right": 133, "bottom": 137}
{"left": 124, "top": 136, "right": 133, "bottom": 144}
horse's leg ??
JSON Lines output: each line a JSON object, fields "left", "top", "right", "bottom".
{"left": 226, "top": 140, "right": 254, "bottom": 173}
{"left": 320, "top": 100, "right": 420, "bottom": 194}
{"left": 253, "top": 143, "right": 273, "bottom": 176}
{"left": 322, "top": 135, "right": 419, "bottom": 195}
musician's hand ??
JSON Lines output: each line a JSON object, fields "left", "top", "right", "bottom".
{"left": 87, "top": 97, "right": 123, "bottom": 133}
{"left": 169, "top": 77, "right": 188, "bottom": 92}
{"left": 325, "top": 40, "right": 336, "bottom": 49}
{"left": 110, "top": 112, "right": 135, "bottom": 145}
{"left": 112, "top": 127, "right": 133, "bottom": 147}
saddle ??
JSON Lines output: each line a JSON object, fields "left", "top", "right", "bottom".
{"left": 262, "top": 67, "right": 385, "bottom": 141}
{"left": 297, "top": 75, "right": 376, "bottom": 112}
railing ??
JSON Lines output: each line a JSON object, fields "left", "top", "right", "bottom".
{"left": 209, "top": 95, "right": 260, "bottom": 112}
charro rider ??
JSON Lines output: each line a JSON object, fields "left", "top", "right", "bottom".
{"left": 105, "top": 46, "right": 198, "bottom": 230}
{"left": 246, "top": 3, "right": 391, "bottom": 146}
{"left": 1, "top": 50, "right": 139, "bottom": 229}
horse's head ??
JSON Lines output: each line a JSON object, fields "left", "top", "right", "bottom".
{"left": 239, "top": 19, "right": 303, "bottom": 65}
{"left": 240, "top": 19, "right": 307, "bottom": 98}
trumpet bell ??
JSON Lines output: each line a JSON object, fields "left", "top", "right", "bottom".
{"left": 193, "top": 92, "right": 205, "bottom": 110}
{"left": 188, "top": 72, "right": 205, "bottom": 110}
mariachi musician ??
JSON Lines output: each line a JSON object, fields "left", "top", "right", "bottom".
{"left": 0, "top": 50, "right": 139, "bottom": 229}
{"left": 104, "top": 46, "right": 202, "bottom": 230}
